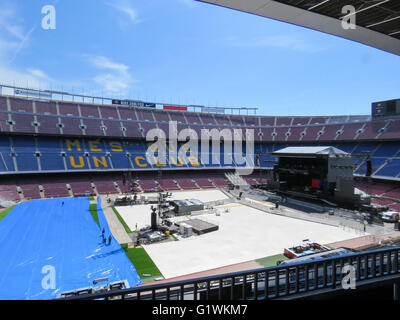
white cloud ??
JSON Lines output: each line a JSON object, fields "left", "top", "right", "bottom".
{"left": 28, "top": 68, "right": 50, "bottom": 79}
{"left": 0, "top": 38, "right": 19, "bottom": 59}
{"left": 87, "top": 55, "right": 134, "bottom": 96}
{"left": 8, "top": 26, "right": 36, "bottom": 64}
{"left": 90, "top": 55, "right": 130, "bottom": 73}
{"left": 0, "top": 4, "right": 82, "bottom": 93}
{"left": 0, "top": 7, "right": 14, "bottom": 25}
{"left": 0, "top": 3, "right": 134, "bottom": 98}
{"left": 3, "top": 24, "right": 25, "bottom": 41}
{"left": 0, "top": 65, "right": 49, "bottom": 89}
{"left": 0, "top": 5, "right": 45, "bottom": 86}
{"left": 105, "top": 0, "right": 139, "bottom": 27}
{"left": 93, "top": 73, "right": 130, "bottom": 94}
{"left": 0, "top": 5, "right": 35, "bottom": 62}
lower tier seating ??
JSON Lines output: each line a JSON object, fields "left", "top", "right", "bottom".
{"left": 1, "top": 135, "right": 400, "bottom": 179}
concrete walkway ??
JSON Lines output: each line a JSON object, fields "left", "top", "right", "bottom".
{"left": 328, "top": 231, "right": 400, "bottom": 250}
{"left": 101, "top": 201, "right": 133, "bottom": 246}
{"left": 139, "top": 259, "right": 262, "bottom": 287}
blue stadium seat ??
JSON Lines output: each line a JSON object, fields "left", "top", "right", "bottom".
{"left": 373, "top": 144, "right": 400, "bottom": 158}
{"left": 0, "top": 134, "right": 400, "bottom": 180}
{"left": 375, "top": 159, "right": 400, "bottom": 177}
{"left": 0, "top": 136, "right": 15, "bottom": 172}
{"left": 12, "top": 137, "right": 39, "bottom": 172}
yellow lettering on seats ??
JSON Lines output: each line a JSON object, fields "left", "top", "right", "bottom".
{"left": 170, "top": 156, "right": 184, "bottom": 167}
{"left": 69, "top": 156, "right": 85, "bottom": 168}
{"left": 66, "top": 139, "right": 81, "bottom": 151}
{"left": 135, "top": 156, "right": 148, "bottom": 168}
{"left": 93, "top": 156, "right": 108, "bottom": 168}
{"left": 89, "top": 139, "right": 102, "bottom": 152}
{"left": 109, "top": 141, "right": 123, "bottom": 152}
{"left": 153, "top": 156, "right": 167, "bottom": 167}
{"left": 188, "top": 156, "right": 200, "bottom": 166}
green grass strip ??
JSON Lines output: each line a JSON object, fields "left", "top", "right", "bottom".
{"left": 170, "top": 233, "right": 179, "bottom": 241}
{"left": 89, "top": 203, "right": 100, "bottom": 228}
{"left": 112, "top": 207, "right": 132, "bottom": 233}
{"left": 87, "top": 196, "right": 95, "bottom": 201}
{"left": 256, "top": 254, "right": 288, "bottom": 268}
{"left": 0, "top": 205, "right": 16, "bottom": 222}
{"left": 122, "top": 246, "right": 163, "bottom": 284}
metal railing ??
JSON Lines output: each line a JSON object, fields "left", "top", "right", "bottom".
{"left": 60, "top": 245, "right": 400, "bottom": 300}
{"left": 0, "top": 83, "right": 258, "bottom": 115}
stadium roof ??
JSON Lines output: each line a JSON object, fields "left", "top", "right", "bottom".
{"left": 197, "top": 0, "right": 400, "bottom": 55}
{"left": 272, "top": 146, "right": 349, "bottom": 157}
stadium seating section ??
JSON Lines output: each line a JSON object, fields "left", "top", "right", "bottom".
{"left": 1, "top": 135, "right": 399, "bottom": 177}
{"left": 0, "top": 96, "right": 399, "bottom": 142}
{"left": 0, "top": 95, "right": 399, "bottom": 204}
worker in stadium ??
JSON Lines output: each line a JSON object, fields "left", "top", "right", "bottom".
{"left": 102, "top": 228, "right": 106, "bottom": 244}
{"left": 108, "top": 235, "right": 112, "bottom": 245}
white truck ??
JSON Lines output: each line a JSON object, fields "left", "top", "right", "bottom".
{"left": 380, "top": 211, "right": 400, "bottom": 223}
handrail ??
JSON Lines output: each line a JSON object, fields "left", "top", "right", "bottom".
{"left": 59, "top": 245, "right": 400, "bottom": 300}
{"left": 0, "top": 83, "right": 258, "bottom": 115}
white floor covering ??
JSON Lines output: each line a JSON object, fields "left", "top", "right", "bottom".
{"left": 142, "top": 203, "right": 363, "bottom": 279}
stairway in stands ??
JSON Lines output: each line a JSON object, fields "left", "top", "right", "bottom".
{"left": 225, "top": 172, "right": 249, "bottom": 188}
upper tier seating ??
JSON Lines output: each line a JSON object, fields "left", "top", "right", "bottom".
{"left": 0, "top": 96, "right": 398, "bottom": 142}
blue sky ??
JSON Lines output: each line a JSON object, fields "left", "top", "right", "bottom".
{"left": 0, "top": 0, "right": 399, "bottom": 116}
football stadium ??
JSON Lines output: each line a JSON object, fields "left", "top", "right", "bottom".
{"left": 0, "top": 0, "right": 400, "bottom": 301}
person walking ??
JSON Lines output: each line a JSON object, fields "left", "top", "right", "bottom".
{"left": 108, "top": 235, "right": 112, "bottom": 245}
{"left": 102, "top": 228, "right": 106, "bottom": 244}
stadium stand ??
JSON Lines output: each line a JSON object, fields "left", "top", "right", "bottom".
{"left": 0, "top": 94, "right": 400, "bottom": 205}
{"left": 9, "top": 136, "right": 400, "bottom": 175}
{"left": 2, "top": 95, "right": 399, "bottom": 142}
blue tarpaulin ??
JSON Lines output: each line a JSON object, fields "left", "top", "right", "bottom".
{"left": 0, "top": 197, "right": 142, "bottom": 300}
